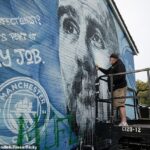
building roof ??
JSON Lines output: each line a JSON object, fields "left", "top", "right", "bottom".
{"left": 108, "top": 0, "right": 139, "bottom": 55}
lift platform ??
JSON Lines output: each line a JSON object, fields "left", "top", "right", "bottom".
{"left": 94, "top": 68, "right": 150, "bottom": 150}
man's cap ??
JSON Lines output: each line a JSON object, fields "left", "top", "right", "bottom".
{"left": 110, "top": 53, "right": 119, "bottom": 59}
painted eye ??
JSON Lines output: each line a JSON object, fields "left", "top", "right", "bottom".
{"left": 92, "top": 33, "right": 101, "bottom": 42}
{"left": 91, "top": 32, "right": 105, "bottom": 49}
{"left": 63, "top": 19, "right": 78, "bottom": 35}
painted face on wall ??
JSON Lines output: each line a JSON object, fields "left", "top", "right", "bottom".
{"left": 58, "top": 0, "right": 119, "bottom": 132}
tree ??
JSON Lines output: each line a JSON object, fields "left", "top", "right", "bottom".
{"left": 136, "top": 80, "right": 150, "bottom": 106}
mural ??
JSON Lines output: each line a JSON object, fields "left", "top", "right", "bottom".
{"left": 0, "top": 0, "right": 136, "bottom": 149}
{"left": 58, "top": 0, "right": 119, "bottom": 133}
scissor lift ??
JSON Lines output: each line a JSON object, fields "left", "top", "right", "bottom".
{"left": 95, "top": 68, "right": 150, "bottom": 150}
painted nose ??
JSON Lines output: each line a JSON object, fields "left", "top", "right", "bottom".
{"left": 75, "top": 35, "right": 89, "bottom": 68}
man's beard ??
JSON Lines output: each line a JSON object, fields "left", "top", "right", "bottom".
{"left": 66, "top": 56, "right": 97, "bottom": 134}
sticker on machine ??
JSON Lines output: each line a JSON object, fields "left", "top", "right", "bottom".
{"left": 0, "top": 77, "right": 50, "bottom": 144}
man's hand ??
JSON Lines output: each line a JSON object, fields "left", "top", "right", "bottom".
{"left": 96, "top": 64, "right": 100, "bottom": 70}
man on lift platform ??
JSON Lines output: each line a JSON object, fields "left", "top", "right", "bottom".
{"left": 96, "top": 53, "right": 128, "bottom": 126}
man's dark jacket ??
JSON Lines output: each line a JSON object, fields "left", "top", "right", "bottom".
{"left": 98, "top": 59, "right": 127, "bottom": 91}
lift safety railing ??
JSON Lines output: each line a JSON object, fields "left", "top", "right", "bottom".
{"left": 95, "top": 68, "right": 150, "bottom": 124}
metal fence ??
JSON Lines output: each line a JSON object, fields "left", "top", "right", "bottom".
{"left": 95, "top": 68, "right": 150, "bottom": 123}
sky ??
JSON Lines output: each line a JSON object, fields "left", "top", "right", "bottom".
{"left": 114, "top": 0, "right": 150, "bottom": 81}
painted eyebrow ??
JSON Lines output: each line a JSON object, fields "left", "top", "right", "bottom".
{"left": 87, "top": 17, "right": 105, "bottom": 40}
{"left": 58, "top": 5, "right": 79, "bottom": 20}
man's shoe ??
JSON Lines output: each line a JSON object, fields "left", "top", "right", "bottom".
{"left": 118, "top": 122, "right": 128, "bottom": 127}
